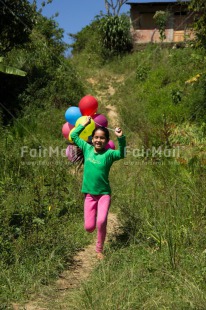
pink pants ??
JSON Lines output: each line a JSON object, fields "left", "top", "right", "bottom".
{"left": 84, "top": 194, "right": 111, "bottom": 253}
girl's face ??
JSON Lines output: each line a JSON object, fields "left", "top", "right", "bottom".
{"left": 92, "top": 129, "right": 108, "bottom": 152}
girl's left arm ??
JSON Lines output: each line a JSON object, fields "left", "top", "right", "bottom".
{"left": 110, "top": 135, "right": 126, "bottom": 161}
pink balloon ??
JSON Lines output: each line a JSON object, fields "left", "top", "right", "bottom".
{"left": 92, "top": 114, "right": 108, "bottom": 128}
{"left": 66, "top": 145, "right": 83, "bottom": 162}
{"left": 62, "top": 122, "right": 74, "bottom": 139}
{"left": 105, "top": 140, "right": 115, "bottom": 150}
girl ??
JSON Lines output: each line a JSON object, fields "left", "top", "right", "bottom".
{"left": 71, "top": 116, "right": 126, "bottom": 259}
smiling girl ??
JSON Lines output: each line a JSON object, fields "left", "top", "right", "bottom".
{"left": 71, "top": 116, "right": 126, "bottom": 259}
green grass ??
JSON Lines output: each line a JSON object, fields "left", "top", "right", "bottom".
{"left": 68, "top": 161, "right": 206, "bottom": 309}
{"left": 0, "top": 107, "right": 92, "bottom": 307}
{"left": 68, "top": 245, "right": 206, "bottom": 310}
{"left": 1, "top": 45, "right": 206, "bottom": 309}
{"left": 63, "top": 46, "right": 206, "bottom": 310}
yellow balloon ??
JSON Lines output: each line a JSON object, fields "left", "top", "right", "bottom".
{"left": 68, "top": 125, "right": 90, "bottom": 142}
{"left": 75, "top": 116, "right": 95, "bottom": 137}
{"left": 68, "top": 128, "right": 75, "bottom": 143}
{"left": 79, "top": 130, "right": 90, "bottom": 141}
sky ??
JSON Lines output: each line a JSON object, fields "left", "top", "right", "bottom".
{"left": 31, "top": 0, "right": 130, "bottom": 45}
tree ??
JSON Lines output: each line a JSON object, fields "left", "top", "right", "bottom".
{"left": 0, "top": 7, "right": 83, "bottom": 123}
{"left": 17, "top": 13, "right": 82, "bottom": 110}
{"left": 69, "top": 20, "right": 101, "bottom": 55}
{"left": 0, "top": 0, "right": 36, "bottom": 54}
{"left": 153, "top": 10, "right": 170, "bottom": 42}
{"left": 99, "top": 14, "right": 132, "bottom": 57}
{"left": 104, "top": 0, "right": 127, "bottom": 16}
{"left": 188, "top": 0, "right": 206, "bottom": 48}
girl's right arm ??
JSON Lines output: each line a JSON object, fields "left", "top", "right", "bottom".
{"left": 70, "top": 117, "right": 92, "bottom": 152}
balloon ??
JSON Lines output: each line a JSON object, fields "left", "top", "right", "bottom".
{"left": 66, "top": 145, "right": 83, "bottom": 163}
{"left": 92, "top": 114, "right": 108, "bottom": 128}
{"left": 62, "top": 122, "right": 74, "bottom": 139}
{"left": 75, "top": 116, "right": 95, "bottom": 137}
{"left": 79, "top": 95, "right": 98, "bottom": 116}
{"left": 68, "top": 128, "right": 75, "bottom": 143}
{"left": 105, "top": 140, "right": 115, "bottom": 150}
{"left": 65, "top": 107, "right": 82, "bottom": 126}
{"left": 69, "top": 126, "right": 90, "bottom": 142}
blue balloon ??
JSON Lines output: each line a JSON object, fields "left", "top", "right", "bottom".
{"left": 65, "top": 107, "right": 82, "bottom": 126}
{"left": 87, "top": 135, "right": 92, "bottom": 142}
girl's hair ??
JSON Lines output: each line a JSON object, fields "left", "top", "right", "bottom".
{"left": 92, "top": 126, "right": 110, "bottom": 141}
{"left": 68, "top": 127, "right": 109, "bottom": 170}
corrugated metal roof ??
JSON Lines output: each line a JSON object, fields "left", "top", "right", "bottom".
{"left": 126, "top": 0, "right": 190, "bottom": 4}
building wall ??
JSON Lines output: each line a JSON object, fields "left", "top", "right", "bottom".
{"left": 130, "top": 3, "right": 195, "bottom": 44}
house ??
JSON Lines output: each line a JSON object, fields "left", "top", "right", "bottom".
{"left": 126, "top": 0, "right": 195, "bottom": 44}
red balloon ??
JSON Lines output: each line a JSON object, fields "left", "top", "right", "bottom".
{"left": 62, "top": 122, "right": 74, "bottom": 139}
{"left": 79, "top": 95, "right": 98, "bottom": 116}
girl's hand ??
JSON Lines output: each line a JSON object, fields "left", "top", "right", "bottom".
{"left": 83, "top": 116, "right": 91, "bottom": 127}
{"left": 115, "top": 127, "right": 123, "bottom": 137}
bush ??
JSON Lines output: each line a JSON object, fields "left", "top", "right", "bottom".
{"left": 189, "top": 0, "right": 206, "bottom": 48}
{"left": 99, "top": 14, "right": 133, "bottom": 58}
{"left": 69, "top": 19, "right": 102, "bottom": 55}
{"left": 69, "top": 14, "right": 132, "bottom": 66}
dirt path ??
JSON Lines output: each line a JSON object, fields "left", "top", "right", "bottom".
{"left": 87, "top": 74, "right": 123, "bottom": 128}
{"left": 106, "top": 104, "right": 120, "bottom": 128}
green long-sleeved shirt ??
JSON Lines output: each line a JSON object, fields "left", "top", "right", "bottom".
{"left": 71, "top": 124, "right": 126, "bottom": 195}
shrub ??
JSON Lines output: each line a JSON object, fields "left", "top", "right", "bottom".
{"left": 153, "top": 10, "right": 170, "bottom": 42}
{"left": 99, "top": 14, "right": 133, "bottom": 58}
{"left": 189, "top": 0, "right": 206, "bottom": 48}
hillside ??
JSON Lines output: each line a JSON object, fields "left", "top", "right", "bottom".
{"left": 0, "top": 43, "right": 205, "bottom": 309}
{"left": 64, "top": 46, "right": 206, "bottom": 310}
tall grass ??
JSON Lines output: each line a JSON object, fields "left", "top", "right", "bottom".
{"left": 0, "top": 107, "right": 91, "bottom": 307}
{"left": 68, "top": 160, "right": 206, "bottom": 309}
